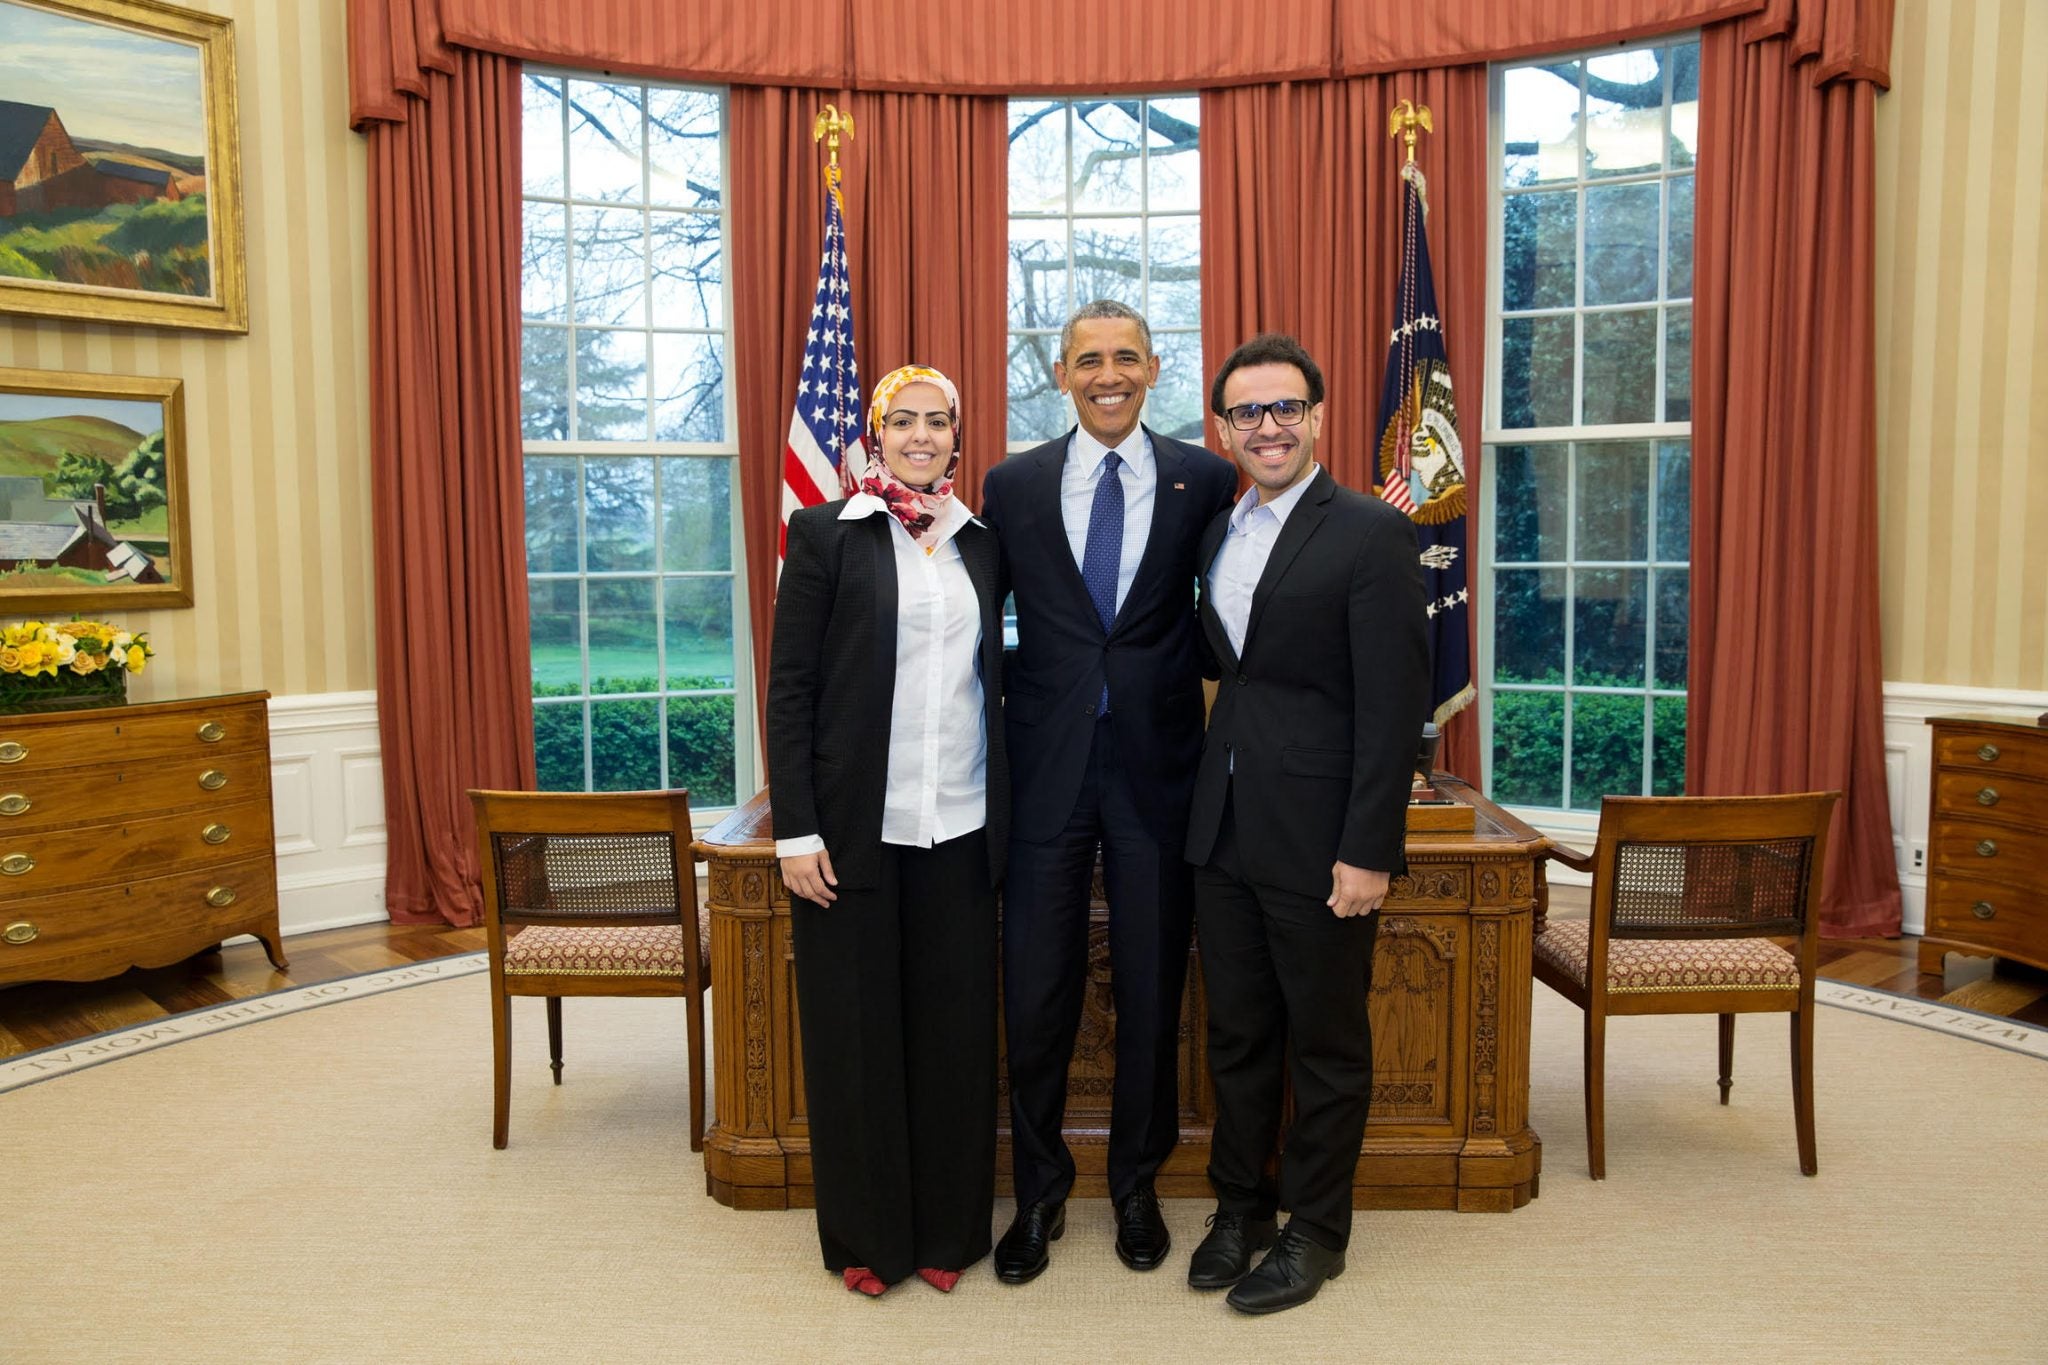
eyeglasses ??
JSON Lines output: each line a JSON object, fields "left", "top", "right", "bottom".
{"left": 1222, "top": 398, "right": 1311, "bottom": 430}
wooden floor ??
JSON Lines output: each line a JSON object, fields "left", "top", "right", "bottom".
{"left": 4, "top": 907, "right": 2045, "bottom": 1058}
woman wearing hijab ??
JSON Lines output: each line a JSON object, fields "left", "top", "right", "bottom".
{"left": 766, "top": 364, "right": 1008, "bottom": 1297}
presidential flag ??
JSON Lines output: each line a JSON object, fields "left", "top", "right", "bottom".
{"left": 779, "top": 165, "right": 865, "bottom": 557}
{"left": 1373, "top": 159, "right": 1475, "bottom": 725}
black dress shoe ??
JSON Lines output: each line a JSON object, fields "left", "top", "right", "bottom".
{"left": 993, "top": 1200, "right": 1065, "bottom": 1284}
{"left": 1113, "top": 1184, "right": 1171, "bottom": 1271}
{"left": 1186, "top": 1210, "right": 1278, "bottom": 1290}
{"left": 1225, "top": 1225, "right": 1346, "bottom": 1315}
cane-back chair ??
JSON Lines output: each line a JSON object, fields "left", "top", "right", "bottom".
{"left": 1532, "top": 792, "right": 1840, "bottom": 1179}
{"left": 469, "top": 789, "right": 707, "bottom": 1151}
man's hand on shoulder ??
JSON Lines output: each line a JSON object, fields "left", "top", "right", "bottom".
{"left": 1328, "top": 861, "right": 1389, "bottom": 919}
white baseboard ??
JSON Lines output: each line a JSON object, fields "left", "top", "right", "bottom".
{"left": 262, "top": 691, "right": 387, "bottom": 937}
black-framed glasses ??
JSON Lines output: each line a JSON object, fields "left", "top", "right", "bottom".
{"left": 1222, "top": 398, "right": 1311, "bottom": 430}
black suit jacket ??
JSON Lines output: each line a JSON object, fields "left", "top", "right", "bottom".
{"left": 1184, "top": 468, "right": 1430, "bottom": 900}
{"left": 980, "top": 426, "right": 1238, "bottom": 845}
{"left": 764, "top": 502, "right": 1009, "bottom": 890}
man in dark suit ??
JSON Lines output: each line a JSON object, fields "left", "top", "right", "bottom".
{"left": 980, "top": 300, "right": 1236, "bottom": 1284}
{"left": 1181, "top": 333, "right": 1429, "bottom": 1315}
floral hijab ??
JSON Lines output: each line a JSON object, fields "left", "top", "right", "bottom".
{"left": 857, "top": 364, "right": 962, "bottom": 550}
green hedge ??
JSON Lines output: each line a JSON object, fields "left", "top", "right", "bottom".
{"left": 533, "top": 674, "right": 736, "bottom": 806}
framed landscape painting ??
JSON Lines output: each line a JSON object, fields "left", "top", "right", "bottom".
{"left": 0, "top": 365, "right": 192, "bottom": 611}
{"left": 0, "top": 0, "right": 246, "bottom": 333}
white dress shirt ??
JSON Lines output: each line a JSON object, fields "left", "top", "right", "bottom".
{"left": 1207, "top": 464, "right": 1322, "bottom": 660}
{"left": 774, "top": 493, "right": 987, "bottom": 858}
{"left": 1060, "top": 426, "right": 1156, "bottom": 620}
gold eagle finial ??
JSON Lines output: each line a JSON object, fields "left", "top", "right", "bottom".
{"left": 1387, "top": 99, "right": 1433, "bottom": 164}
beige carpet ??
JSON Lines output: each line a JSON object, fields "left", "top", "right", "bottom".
{"left": 5, "top": 970, "right": 2046, "bottom": 1365}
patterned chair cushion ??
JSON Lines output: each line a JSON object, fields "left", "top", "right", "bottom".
{"left": 504, "top": 924, "right": 690, "bottom": 977}
{"left": 1533, "top": 918, "right": 1798, "bottom": 994}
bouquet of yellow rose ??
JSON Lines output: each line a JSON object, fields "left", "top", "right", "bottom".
{"left": 0, "top": 619, "right": 152, "bottom": 714}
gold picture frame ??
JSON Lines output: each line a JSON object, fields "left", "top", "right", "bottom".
{"left": 0, "top": 0, "right": 246, "bottom": 333}
{"left": 0, "top": 365, "right": 193, "bottom": 611}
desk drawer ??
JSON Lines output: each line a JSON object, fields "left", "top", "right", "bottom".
{"left": 0, "top": 796, "right": 273, "bottom": 898}
{"left": 1931, "top": 770, "right": 2048, "bottom": 826}
{"left": 1935, "top": 731, "right": 2048, "bottom": 784}
{"left": 0, "top": 750, "right": 269, "bottom": 834}
{"left": 0, "top": 700, "right": 266, "bottom": 776}
{"left": 1927, "top": 874, "right": 2046, "bottom": 959}
{"left": 0, "top": 856, "right": 277, "bottom": 983}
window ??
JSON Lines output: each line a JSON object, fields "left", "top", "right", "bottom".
{"left": 1482, "top": 41, "right": 1698, "bottom": 812}
{"left": 519, "top": 73, "right": 748, "bottom": 809}
{"left": 1006, "top": 97, "right": 1203, "bottom": 449}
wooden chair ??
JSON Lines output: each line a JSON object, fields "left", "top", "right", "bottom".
{"left": 1532, "top": 792, "right": 1839, "bottom": 1180}
{"left": 469, "top": 789, "right": 706, "bottom": 1152}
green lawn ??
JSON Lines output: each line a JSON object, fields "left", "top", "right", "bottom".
{"left": 530, "top": 642, "right": 733, "bottom": 691}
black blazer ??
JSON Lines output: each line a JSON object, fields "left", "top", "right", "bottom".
{"left": 765, "top": 502, "right": 1009, "bottom": 890}
{"left": 1184, "top": 468, "right": 1430, "bottom": 900}
{"left": 980, "top": 426, "right": 1237, "bottom": 845}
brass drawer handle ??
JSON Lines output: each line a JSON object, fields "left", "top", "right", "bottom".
{"left": 0, "top": 741, "right": 24, "bottom": 764}
{"left": 1977, "top": 787, "right": 1999, "bottom": 807}
{"left": 199, "top": 769, "right": 228, "bottom": 792}
{"left": 198, "top": 721, "right": 227, "bottom": 743}
{"left": 0, "top": 852, "right": 31, "bottom": 876}
{"left": 2, "top": 921, "right": 36, "bottom": 946}
{"left": 205, "top": 885, "right": 238, "bottom": 908}
{"left": 1977, "top": 839, "right": 1998, "bottom": 857}
{"left": 0, "top": 794, "right": 27, "bottom": 817}
{"left": 1976, "top": 743, "right": 2000, "bottom": 763}
{"left": 1972, "top": 900, "right": 1996, "bottom": 921}
{"left": 202, "top": 823, "right": 231, "bottom": 845}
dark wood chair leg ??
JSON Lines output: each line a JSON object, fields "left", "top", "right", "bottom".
{"left": 1584, "top": 1007, "right": 1607, "bottom": 1180}
{"left": 686, "top": 977, "right": 706, "bottom": 1153}
{"left": 547, "top": 996, "right": 564, "bottom": 1085}
{"left": 1791, "top": 1006, "right": 1817, "bottom": 1176}
{"left": 492, "top": 986, "right": 513, "bottom": 1150}
{"left": 1717, "top": 1013, "right": 1734, "bottom": 1105}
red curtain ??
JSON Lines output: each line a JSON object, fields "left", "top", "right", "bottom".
{"left": 1690, "top": 16, "right": 1898, "bottom": 936}
{"left": 367, "top": 50, "right": 536, "bottom": 926}
{"left": 729, "top": 87, "right": 1009, "bottom": 710}
{"left": 1199, "top": 69, "right": 1489, "bottom": 781}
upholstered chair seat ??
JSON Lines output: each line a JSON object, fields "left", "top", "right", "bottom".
{"left": 1533, "top": 918, "right": 1799, "bottom": 994}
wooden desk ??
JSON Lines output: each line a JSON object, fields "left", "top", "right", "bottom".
{"left": 693, "top": 776, "right": 1544, "bottom": 1212}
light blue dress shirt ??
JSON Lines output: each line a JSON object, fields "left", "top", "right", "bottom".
{"left": 1061, "top": 427, "right": 1155, "bottom": 621}
{"left": 1207, "top": 464, "right": 1322, "bottom": 660}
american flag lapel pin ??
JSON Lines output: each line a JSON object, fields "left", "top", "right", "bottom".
{"left": 1173, "top": 481, "right": 1186, "bottom": 490}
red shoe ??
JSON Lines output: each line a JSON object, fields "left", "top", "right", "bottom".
{"left": 916, "top": 1268, "right": 961, "bottom": 1293}
{"left": 842, "top": 1266, "right": 887, "bottom": 1297}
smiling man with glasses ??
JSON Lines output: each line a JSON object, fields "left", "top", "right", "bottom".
{"left": 1183, "top": 331, "right": 1430, "bottom": 1314}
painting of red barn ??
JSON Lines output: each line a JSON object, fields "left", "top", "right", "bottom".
{"left": 0, "top": 0, "right": 244, "bottom": 333}
{"left": 0, "top": 366, "right": 193, "bottom": 613}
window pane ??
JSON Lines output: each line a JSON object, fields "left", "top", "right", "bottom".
{"left": 648, "top": 211, "right": 722, "bottom": 328}
{"left": 521, "top": 325, "right": 571, "bottom": 440}
{"left": 1664, "top": 305, "right": 1691, "bottom": 423}
{"left": 584, "top": 459, "right": 655, "bottom": 571}
{"left": 669, "top": 694, "right": 736, "bottom": 807}
{"left": 1503, "top": 189, "right": 1575, "bottom": 311}
{"left": 1148, "top": 217, "right": 1200, "bottom": 327}
{"left": 524, "top": 456, "right": 579, "bottom": 574}
{"left": 523, "top": 75, "right": 565, "bottom": 198}
{"left": 575, "top": 329, "right": 648, "bottom": 441}
{"left": 522, "top": 202, "right": 568, "bottom": 321}
{"left": 661, "top": 456, "right": 733, "bottom": 571}
{"left": 529, "top": 579, "right": 582, "bottom": 692}
{"left": 665, "top": 576, "right": 735, "bottom": 688}
{"left": 1500, "top": 315, "right": 1575, "bottom": 428}
{"left": 1008, "top": 101, "right": 1066, "bottom": 214}
{"left": 1492, "top": 691, "right": 1565, "bottom": 807}
{"left": 1654, "top": 567, "right": 1689, "bottom": 690}
{"left": 1145, "top": 98, "right": 1201, "bottom": 211}
{"left": 1584, "top": 182, "right": 1660, "bottom": 305}
{"left": 1148, "top": 330, "right": 1205, "bottom": 446}
{"left": 1574, "top": 441, "right": 1649, "bottom": 561}
{"left": 588, "top": 577, "right": 658, "bottom": 695}
{"left": 571, "top": 205, "right": 647, "bottom": 327}
{"left": 1573, "top": 567, "right": 1648, "bottom": 686}
{"left": 1503, "top": 62, "right": 1580, "bottom": 188}
{"left": 1008, "top": 333, "right": 1067, "bottom": 444}
{"left": 567, "top": 80, "right": 644, "bottom": 204}
{"left": 1671, "top": 43, "right": 1701, "bottom": 168}
{"left": 533, "top": 700, "right": 587, "bottom": 791}
{"left": 1008, "top": 219, "right": 1068, "bottom": 330}
{"left": 1585, "top": 50, "right": 1662, "bottom": 179}
{"left": 1570, "top": 692, "right": 1647, "bottom": 810}
{"left": 1071, "top": 217, "right": 1144, "bottom": 310}
{"left": 646, "top": 87, "right": 721, "bottom": 208}
{"left": 1667, "top": 174, "right": 1694, "bottom": 298}
{"left": 590, "top": 698, "right": 661, "bottom": 791}
{"left": 1656, "top": 440, "right": 1691, "bottom": 561}
{"left": 653, "top": 332, "right": 724, "bottom": 443}
{"left": 1492, "top": 443, "right": 1567, "bottom": 562}
{"left": 1581, "top": 309, "right": 1657, "bottom": 425}
{"left": 1071, "top": 98, "right": 1143, "bottom": 212}
{"left": 1495, "top": 568, "right": 1567, "bottom": 684}
{"left": 1652, "top": 695, "right": 1687, "bottom": 795}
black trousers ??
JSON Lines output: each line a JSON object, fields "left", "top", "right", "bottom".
{"left": 1003, "top": 716, "right": 1193, "bottom": 1207}
{"left": 788, "top": 829, "right": 997, "bottom": 1284}
{"left": 1194, "top": 788, "right": 1378, "bottom": 1251}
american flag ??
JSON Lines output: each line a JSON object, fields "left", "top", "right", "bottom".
{"left": 779, "top": 168, "right": 864, "bottom": 557}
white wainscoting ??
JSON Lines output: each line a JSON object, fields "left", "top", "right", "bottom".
{"left": 266, "top": 691, "right": 388, "bottom": 937}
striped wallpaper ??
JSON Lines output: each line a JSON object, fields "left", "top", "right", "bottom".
{"left": 2, "top": 0, "right": 2035, "bottom": 707}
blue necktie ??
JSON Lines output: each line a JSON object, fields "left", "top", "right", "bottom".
{"left": 1081, "top": 451, "right": 1124, "bottom": 714}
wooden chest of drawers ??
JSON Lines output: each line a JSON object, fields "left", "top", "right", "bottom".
{"left": 0, "top": 692, "right": 285, "bottom": 985}
{"left": 1920, "top": 715, "right": 2048, "bottom": 975}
